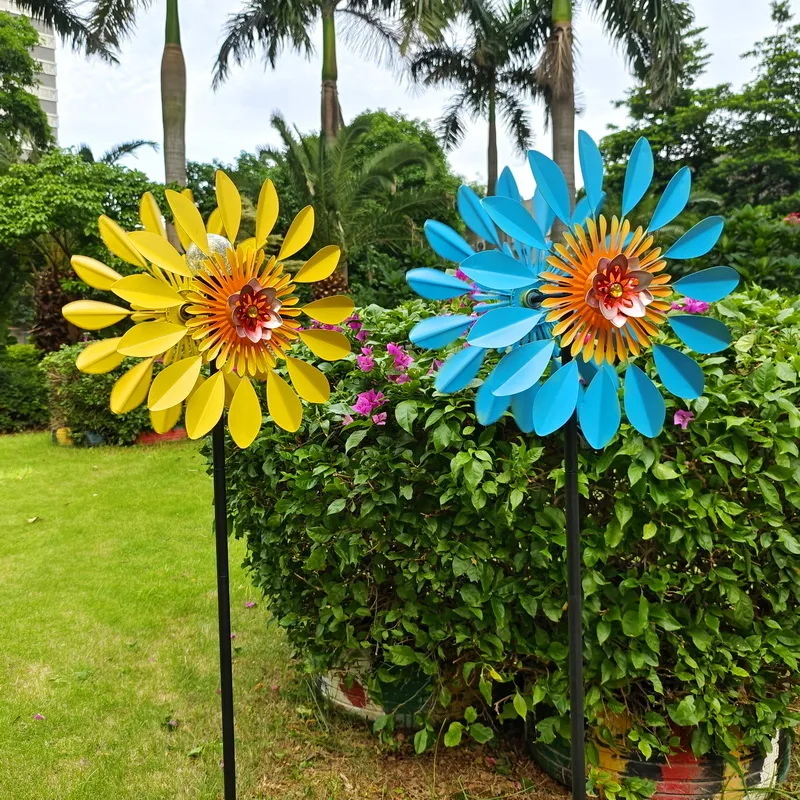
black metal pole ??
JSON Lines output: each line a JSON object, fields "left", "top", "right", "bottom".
{"left": 210, "top": 366, "right": 237, "bottom": 800}
{"left": 562, "top": 348, "right": 586, "bottom": 800}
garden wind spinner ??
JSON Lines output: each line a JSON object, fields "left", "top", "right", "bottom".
{"left": 63, "top": 173, "right": 353, "bottom": 447}
{"left": 62, "top": 172, "right": 352, "bottom": 800}
{"left": 407, "top": 133, "right": 739, "bottom": 448}
{"left": 406, "top": 134, "right": 737, "bottom": 800}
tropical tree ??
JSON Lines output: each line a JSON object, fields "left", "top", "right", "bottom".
{"left": 212, "top": 0, "right": 453, "bottom": 140}
{"left": 263, "top": 113, "right": 443, "bottom": 296}
{"left": 519, "top": 0, "right": 693, "bottom": 224}
{"left": 77, "top": 139, "right": 158, "bottom": 164}
{"left": 89, "top": 0, "right": 187, "bottom": 185}
{"left": 10, "top": 0, "right": 111, "bottom": 58}
{"left": 409, "top": 0, "right": 539, "bottom": 195}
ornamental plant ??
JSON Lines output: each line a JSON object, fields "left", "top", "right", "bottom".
{"left": 223, "top": 288, "right": 800, "bottom": 760}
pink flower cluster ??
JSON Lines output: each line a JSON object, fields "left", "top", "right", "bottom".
{"left": 671, "top": 298, "right": 710, "bottom": 314}
{"left": 346, "top": 313, "right": 370, "bottom": 342}
{"left": 386, "top": 342, "right": 414, "bottom": 383}
{"left": 784, "top": 211, "right": 800, "bottom": 225}
{"left": 357, "top": 346, "right": 375, "bottom": 372}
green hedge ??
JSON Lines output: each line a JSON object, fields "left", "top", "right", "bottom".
{"left": 0, "top": 344, "right": 49, "bottom": 432}
{"left": 222, "top": 289, "right": 800, "bottom": 761}
{"left": 40, "top": 343, "right": 157, "bottom": 445}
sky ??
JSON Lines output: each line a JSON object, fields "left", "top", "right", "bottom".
{"left": 53, "top": 0, "right": 794, "bottom": 197}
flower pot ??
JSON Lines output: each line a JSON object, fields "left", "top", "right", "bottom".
{"left": 53, "top": 427, "right": 73, "bottom": 446}
{"left": 527, "top": 724, "right": 791, "bottom": 799}
{"left": 135, "top": 428, "right": 187, "bottom": 446}
{"left": 318, "top": 657, "right": 432, "bottom": 728}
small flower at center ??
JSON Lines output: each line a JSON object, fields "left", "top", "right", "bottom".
{"left": 228, "top": 279, "right": 283, "bottom": 344}
{"left": 585, "top": 254, "right": 654, "bottom": 329}
{"left": 609, "top": 282, "right": 624, "bottom": 298}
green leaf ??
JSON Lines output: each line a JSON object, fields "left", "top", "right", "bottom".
{"left": 757, "top": 476, "right": 782, "bottom": 510}
{"left": 444, "top": 721, "right": 464, "bottom": 747}
{"left": 597, "top": 619, "right": 612, "bottom": 645}
{"left": 513, "top": 693, "right": 528, "bottom": 719}
{"left": 464, "top": 706, "right": 478, "bottom": 724}
{"left": 387, "top": 645, "right": 417, "bottom": 666}
{"left": 433, "top": 422, "right": 453, "bottom": 451}
{"left": 469, "top": 723, "right": 494, "bottom": 744}
{"left": 642, "top": 522, "right": 657, "bottom": 540}
{"left": 752, "top": 361, "right": 776, "bottom": 394}
{"left": 414, "top": 728, "right": 429, "bottom": 754}
{"left": 652, "top": 463, "right": 680, "bottom": 480}
{"left": 326, "top": 498, "right": 346, "bottom": 515}
{"left": 615, "top": 501, "right": 633, "bottom": 528}
{"left": 394, "top": 400, "right": 418, "bottom": 433}
{"left": 344, "top": 429, "right": 368, "bottom": 453}
{"left": 669, "top": 695, "right": 700, "bottom": 726}
{"left": 460, "top": 584, "right": 482, "bottom": 607}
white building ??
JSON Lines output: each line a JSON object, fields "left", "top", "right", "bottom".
{"left": 0, "top": 0, "right": 58, "bottom": 142}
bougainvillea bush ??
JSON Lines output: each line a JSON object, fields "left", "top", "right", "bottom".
{"left": 223, "top": 288, "right": 800, "bottom": 761}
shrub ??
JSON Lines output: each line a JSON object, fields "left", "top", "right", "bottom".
{"left": 40, "top": 343, "right": 159, "bottom": 445}
{"left": 223, "top": 289, "right": 800, "bottom": 761}
{"left": 0, "top": 344, "right": 49, "bottom": 432}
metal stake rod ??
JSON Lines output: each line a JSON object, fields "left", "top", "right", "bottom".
{"left": 562, "top": 349, "right": 586, "bottom": 800}
{"left": 211, "top": 365, "right": 237, "bottom": 800}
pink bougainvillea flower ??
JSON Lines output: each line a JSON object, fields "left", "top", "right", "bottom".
{"left": 671, "top": 298, "right": 710, "bottom": 314}
{"left": 33, "top": 714, "right": 45, "bottom": 721}
{"left": 673, "top": 409, "right": 695, "bottom": 430}
{"left": 352, "top": 389, "right": 386, "bottom": 416}
{"left": 357, "top": 346, "right": 375, "bottom": 372}
{"left": 427, "top": 359, "right": 444, "bottom": 375}
{"left": 345, "top": 314, "right": 362, "bottom": 331}
{"left": 389, "top": 373, "right": 411, "bottom": 384}
{"left": 372, "top": 412, "right": 387, "bottom": 425}
{"left": 355, "top": 328, "right": 370, "bottom": 342}
{"left": 387, "top": 342, "right": 414, "bottom": 370}
{"left": 342, "top": 413, "right": 354, "bottom": 425}
{"left": 244, "top": 601, "right": 256, "bottom": 608}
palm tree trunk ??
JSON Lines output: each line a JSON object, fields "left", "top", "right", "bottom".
{"left": 548, "top": 0, "right": 575, "bottom": 235}
{"left": 321, "top": 2, "right": 340, "bottom": 141}
{"left": 161, "top": 0, "right": 187, "bottom": 186}
{"left": 487, "top": 86, "right": 498, "bottom": 196}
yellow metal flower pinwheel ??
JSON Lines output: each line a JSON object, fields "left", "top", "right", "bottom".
{"left": 63, "top": 171, "right": 353, "bottom": 449}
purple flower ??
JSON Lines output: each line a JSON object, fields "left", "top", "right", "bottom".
{"left": 352, "top": 389, "right": 386, "bottom": 416}
{"left": 342, "top": 413, "right": 354, "bottom": 426}
{"left": 357, "top": 346, "right": 375, "bottom": 372}
{"left": 671, "top": 299, "right": 709, "bottom": 314}
{"left": 673, "top": 409, "right": 695, "bottom": 430}
{"left": 387, "top": 342, "right": 414, "bottom": 371}
{"left": 372, "top": 412, "right": 387, "bottom": 426}
{"left": 345, "top": 314, "right": 362, "bottom": 331}
{"left": 33, "top": 714, "right": 45, "bottom": 721}
{"left": 354, "top": 328, "right": 370, "bottom": 342}
{"left": 244, "top": 601, "right": 256, "bottom": 608}
{"left": 427, "top": 359, "right": 444, "bottom": 375}
{"left": 388, "top": 373, "right": 411, "bottom": 384}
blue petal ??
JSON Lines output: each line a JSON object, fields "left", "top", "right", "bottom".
{"left": 648, "top": 167, "right": 691, "bottom": 232}
{"left": 652, "top": 344, "right": 705, "bottom": 399}
{"left": 467, "top": 307, "right": 543, "bottom": 349}
{"left": 511, "top": 383, "right": 541, "bottom": 433}
{"left": 435, "top": 346, "right": 486, "bottom": 393}
{"left": 572, "top": 196, "right": 593, "bottom": 227}
{"left": 600, "top": 362, "right": 620, "bottom": 389}
{"left": 578, "top": 366, "right": 620, "bottom": 449}
{"left": 406, "top": 268, "right": 470, "bottom": 301}
{"left": 491, "top": 340, "right": 556, "bottom": 396}
{"left": 457, "top": 186, "right": 500, "bottom": 246}
{"left": 665, "top": 216, "right": 724, "bottom": 260}
{"left": 532, "top": 188, "right": 555, "bottom": 236}
{"left": 460, "top": 250, "right": 535, "bottom": 292}
{"left": 577, "top": 357, "right": 598, "bottom": 385}
{"left": 532, "top": 359, "right": 580, "bottom": 436}
{"left": 624, "top": 364, "right": 665, "bottom": 438}
{"left": 673, "top": 266, "right": 739, "bottom": 302}
{"left": 409, "top": 315, "right": 473, "bottom": 350}
{"left": 475, "top": 367, "right": 512, "bottom": 426}
{"left": 622, "top": 137, "right": 654, "bottom": 217}
{"left": 496, "top": 166, "right": 522, "bottom": 203}
{"left": 578, "top": 131, "right": 604, "bottom": 212}
{"left": 669, "top": 315, "right": 732, "bottom": 354}
{"left": 528, "top": 151, "right": 572, "bottom": 226}
{"left": 482, "top": 196, "right": 549, "bottom": 250}
{"left": 424, "top": 220, "right": 474, "bottom": 263}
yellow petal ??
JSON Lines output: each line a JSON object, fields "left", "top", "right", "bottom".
{"left": 278, "top": 205, "right": 314, "bottom": 260}
{"left": 148, "top": 355, "right": 203, "bottom": 412}
{"left": 150, "top": 403, "right": 182, "bottom": 434}
{"left": 298, "top": 329, "right": 351, "bottom": 361}
{"left": 110, "top": 358, "right": 154, "bottom": 414}
{"left": 117, "top": 322, "right": 187, "bottom": 357}
{"left": 229, "top": 376, "right": 262, "bottom": 448}
{"left": 75, "top": 337, "right": 125, "bottom": 374}
{"left": 71, "top": 256, "right": 122, "bottom": 291}
{"left": 301, "top": 295, "right": 354, "bottom": 325}
{"left": 140, "top": 191, "right": 167, "bottom": 238}
{"left": 255, "top": 179, "right": 279, "bottom": 248}
{"left": 216, "top": 171, "right": 241, "bottom": 243}
{"left": 166, "top": 189, "right": 209, "bottom": 255}
{"left": 294, "top": 245, "right": 340, "bottom": 283}
{"left": 185, "top": 371, "right": 225, "bottom": 439}
{"left": 207, "top": 207, "right": 224, "bottom": 236}
{"left": 287, "top": 358, "right": 330, "bottom": 403}
{"left": 266, "top": 370, "right": 302, "bottom": 432}
{"left": 98, "top": 215, "right": 147, "bottom": 268}
{"left": 111, "top": 274, "right": 184, "bottom": 309}
{"left": 127, "top": 230, "right": 192, "bottom": 277}
{"left": 63, "top": 300, "right": 131, "bottom": 330}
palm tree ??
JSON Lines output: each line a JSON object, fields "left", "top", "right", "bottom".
{"left": 88, "top": 0, "right": 187, "bottom": 185}
{"left": 409, "top": 0, "right": 539, "bottom": 195}
{"left": 77, "top": 139, "right": 158, "bottom": 164}
{"left": 520, "top": 0, "right": 692, "bottom": 225}
{"left": 212, "top": 0, "right": 453, "bottom": 141}
{"left": 263, "top": 113, "right": 443, "bottom": 296}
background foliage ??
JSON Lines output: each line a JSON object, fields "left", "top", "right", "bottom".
{"left": 0, "top": 343, "right": 48, "bottom": 432}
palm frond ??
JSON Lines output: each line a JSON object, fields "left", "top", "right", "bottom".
{"left": 213, "top": 0, "right": 317, "bottom": 88}
{"left": 495, "top": 89, "right": 534, "bottom": 153}
{"left": 337, "top": 7, "right": 402, "bottom": 69}
{"left": 101, "top": 139, "right": 158, "bottom": 164}
{"left": 89, "top": 0, "right": 147, "bottom": 48}
{"left": 436, "top": 91, "right": 471, "bottom": 150}
{"left": 408, "top": 43, "right": 477, "bottom": 87}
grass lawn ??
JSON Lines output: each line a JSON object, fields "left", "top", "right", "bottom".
{"left": 1, "top": 433, "right": 796, "bottom": 799}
